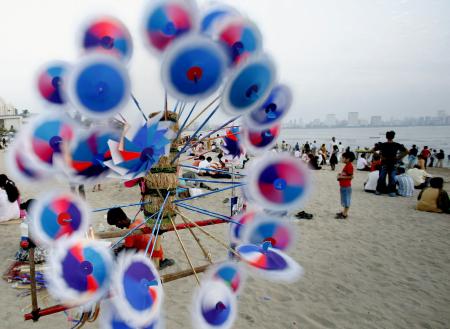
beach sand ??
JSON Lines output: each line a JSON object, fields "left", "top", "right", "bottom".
{"left": 0, "top": 151, "right": 449, "bottom": 329}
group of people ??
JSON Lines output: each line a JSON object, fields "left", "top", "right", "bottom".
{"left": 360, "top": 131, "right": 449, "bottom": 214}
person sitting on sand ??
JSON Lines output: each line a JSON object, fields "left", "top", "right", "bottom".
{"left": 417, "top": 177, "right": 450, "bottom": 214}
{"left": 370, "top": 153, "right": 381, "bottom": 172}
{"left": 356, "top": 153, "right": 370, "bottom": 171}
{"left": 106, "top": 207, "right": 175, "bottom": 269}
{"left": 307, "top": 154, "right": 322, "bottom": 170}
{"left": 395, "top": 167, "right": 414, "bottom": 197}
{"left": 407, "top": 165, "right": 432, "bottom": 189}
{"left": 198, "top": 156, "right": 212, "bottom": 175}
{"left": 364, "top": 165, "right": 380, "bottom": 193}
{"left": 417, "top": 154, "right": 426, "bottom": 170}
{"left": 0, "top": 174, "right": 21, "bottom": 222}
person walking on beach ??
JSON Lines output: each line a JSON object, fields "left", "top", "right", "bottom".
{"left": 329, "top": 145, "right": 339, "bottom": 171}
{"left": 336, "top": 151, "right": 355, "bottom": 219}
{"left": 407, "top": 145, "right": 418, "bottom": 168}
{"left": 373, "top": 131, "right": 407, "bottom": 197}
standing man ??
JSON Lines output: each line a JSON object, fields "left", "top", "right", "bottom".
{"left": 407, "top": 145, "right": 418, "bottom": 168}
{"left": 373, "top": 131, "right": 407, "bottom": 197}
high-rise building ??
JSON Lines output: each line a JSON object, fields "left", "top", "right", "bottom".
{"left": 370, "top": 116, "right": 382, "bottom": 126}
{"left": 325, "top": 114, "right": 337, "bottom": 127}
{"left": 347, "top": 112, "right": 359, "bottom": 126}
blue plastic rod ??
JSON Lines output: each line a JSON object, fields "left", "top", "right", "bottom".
{"left": 130, "top": 93, "right": 148, "bottom": 120}
{"left": 171, "top": 104, "right": 220, "bottom": 164}
{"left": 92, "top": 201, "right": 151, "bottom": 213}
{"left": 180, "top": 164, "right": 245, "bottom": 177}
{"left": 177, "top": 202, "right": 242, "bottom": 225}
{"left": 110, "top": 212, "right": 158, "bottom": 249}
{"left": 180, "top": 178, "right": 242, "bottom": 184}
{"left": 190, "top": 115, "right": 241, "bottom": 150}
{"left": 175, "top": 101, "right": 198, "bottom": 140}
{"left": 173, "top": 183, "right": 245, "bottom": 204}
{"left": 147, "top": 191, "right": 172, "bottom": 257}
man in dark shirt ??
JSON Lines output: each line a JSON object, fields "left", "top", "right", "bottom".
{"left": 373, "top": 131, "right": 407, "bottom": 196}
{"left": 408, "top": 145, "right": 418, "bottom": 168}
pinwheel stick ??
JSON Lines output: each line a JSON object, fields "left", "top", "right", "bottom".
{"left": 131, "top": 93, "right": 148, "bottom": 120}
{"left": 92, "top": 201, "right": 151, "bottom": 213}
{"left": 175, "top": 211, "right": 241, "bottom": 259}
{"left": 180, "top": 178, "right": 241, "bottom": 185}
{"left": 171, "top": 104, "right": 220, "bottom": 164}
{"left": 146, "top": 191, "right": 171, "bottom": 256}
{"left": 189, "top": 115, "right": 241, "bottom": 150}
{"left": 177, "top": 202, "right": 241, "bottom": 225}
{"left": 179, "top": 164, "right": 245, "bottom": 177}
{"left": 110, "top": 212, "right": 158, "bottom": 249}
{"left": 184, "top": 95, "right": 220, "bottom": 130}
{"left": 175, "top": 101, "right": 198, "bottom": 140}
{"left": 173, "top": 184, "right": 245, "bottom": 204}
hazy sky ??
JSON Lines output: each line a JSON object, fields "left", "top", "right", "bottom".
{"left": 0, "top": 0, "right": 449, "bottom": 124}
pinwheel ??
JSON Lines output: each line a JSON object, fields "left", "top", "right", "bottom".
{"left": 192, "top": 280, "right": 236, "bottom": 329}
{"left": 161, "top": 35, "right": 228, "bottom": 101}
{"left": 24, "top": 114, "right": 75, "bottom": 171}
{"left": 221, "top": 54, "right": 276, "bottom": 116}
{"left": 200, "top": 4, "right": 239, "bottom": 36}
{"left": 82, "top": 16, "right": 133, "bottom": 63}
{"left": 29, "top": 190, "right": 90, "bottom": 247}
{"left": 68, "top": 129, "right": 119, "bottom": 182}
{"left": 229, "top": 210, "right": 256, "bottom": 246}
{"left": 143, "top": 0, "right": 195, "bottom": 53}
{"left": 37, "top": 61, "right": 70, "bottom": 104}
{"left": 105, "top": 114, "right": 174, "bottom": 179}
{"left": 237, "top": 243, "right": 303, "bottom": 282}
{"left": 245, "top": 84, "right": 292, "bottom": 129}
{"left": 66, "top": 54, "right": 130, "bottom": 119}
{"left": 111, "top": 253, "right": 164, "bottom": 328}
{"left": 244, "top": 154, "right": 311, "bottom": 210}
{"left": 5, "top": 134, "right": 49, "bottom": 183}
{"left": 46, "top": 239, "right": 113, "bottom": 307}
{"left": 203, "top": 262, "right": 245, "bottom": 295}
{"left": 241, "top": 212, "right": 294, "bottom": 250}
{"left": 217, "top": 17, "right": 262, "bottom": 65}
{"left": 100, "top": 300, "right": 163, "bottom": 329}
{"left": 242, "top": 124, "right": 280, "bottom": 154}
{"left": 221, "top": 126, "right": 244, "bottom": 161}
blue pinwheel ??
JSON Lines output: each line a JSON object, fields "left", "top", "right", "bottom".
{"left": 69, "top": 130, "right": 119, "bottom": 182}
{"left": 112, "top": 115, "right": 174, "bottom": 178}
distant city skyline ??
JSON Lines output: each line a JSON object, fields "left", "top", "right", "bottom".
{"left": 282, "top": 110, "right": 450, "bottom": 129}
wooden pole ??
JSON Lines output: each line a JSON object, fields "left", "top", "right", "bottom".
{"left": 175, "top": 211, "right": 241, "bottom": 259}
{"left": 28, "top": 247, "right": 40, "bottom": 322}
{"left": 169, "top": 215, "right": 200, "bottom": 285}
{"left": 161, "top": 264, "right": 209, "bottom": 283}
{"left": 179, "top": 215, "right": 213, "bottom": 263}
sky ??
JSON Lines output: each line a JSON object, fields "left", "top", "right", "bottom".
{"left": 0, "top": 0, "right": 449, "bottom": 124}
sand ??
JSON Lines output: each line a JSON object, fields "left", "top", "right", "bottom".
{"left": 0, "top": 150, "right": 449, "bottom": 329}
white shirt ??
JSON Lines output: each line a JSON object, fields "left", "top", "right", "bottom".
{"left": 406, "top": 168, "right": 431, "bottom": 186}
{"left": 357, "top": 157, "right": 369, "bottom": 170}
{"left": 364, "top": 170, "right": 379, "bottom": 191}
{"left": 0, "top": 189, "right": 20, "bottom": 222}
{"left": 198, "top": 160, "right": 211, "bottom": 174}
{"left": 294, "top": 150, "right": 301, "bottom": 158}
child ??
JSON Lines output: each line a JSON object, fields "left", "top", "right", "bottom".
{"left": 336, "top": 151, "right": 356, "bottom": 219}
